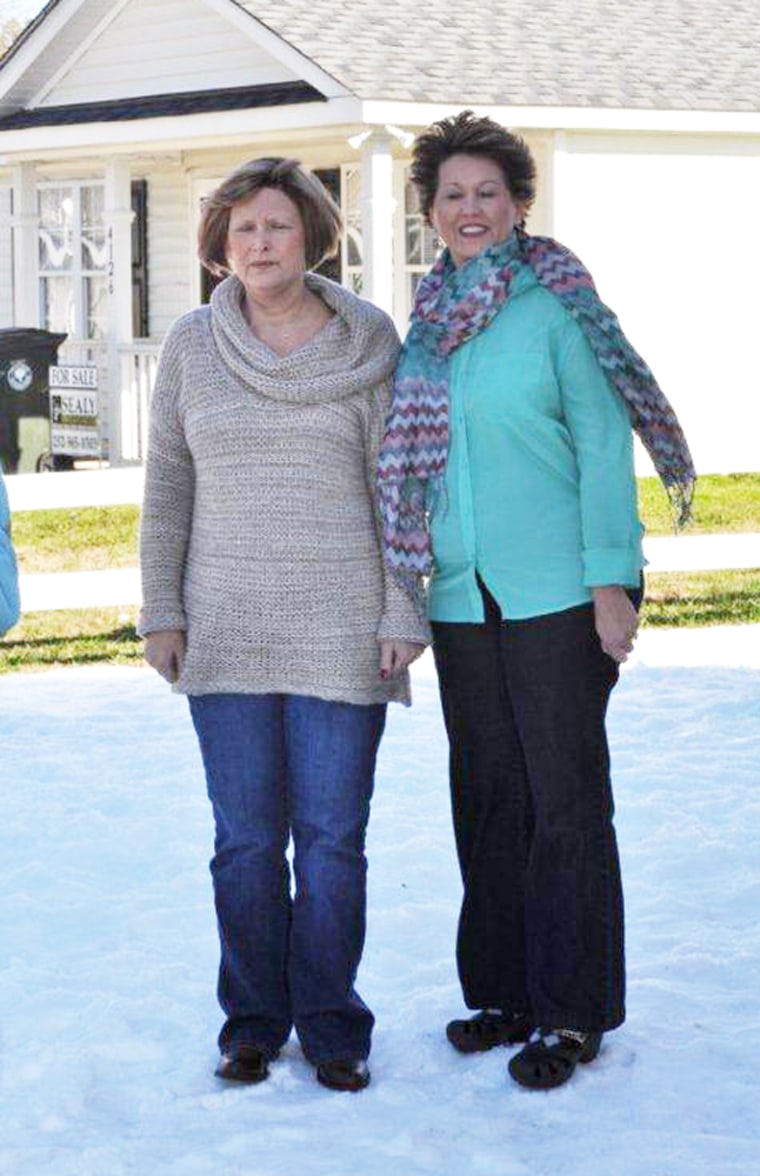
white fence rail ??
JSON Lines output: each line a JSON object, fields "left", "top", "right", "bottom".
{"left": 6, "top": 467, "right": 144, "bottom": 512}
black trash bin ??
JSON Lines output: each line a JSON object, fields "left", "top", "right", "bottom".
{"left": 0, "top": 328, "right": 67, "bottom": 474}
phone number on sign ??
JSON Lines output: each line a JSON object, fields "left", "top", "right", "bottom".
{"left": 51, "top": 431, "right": 102, "bottom": 454}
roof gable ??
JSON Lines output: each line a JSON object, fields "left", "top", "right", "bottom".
{"left": 36, "top": 0, "right": 300, "bottom": 106}
{"left": 0, "top": 0, "right": 345, "bottom": 119}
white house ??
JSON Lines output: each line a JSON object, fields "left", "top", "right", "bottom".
{"left": 1, "top": 0, "right": 759, "bottom": 474}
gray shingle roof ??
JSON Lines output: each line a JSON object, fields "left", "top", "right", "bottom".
{"left": 244, "top": 0, "right": 760, "bottom": 110}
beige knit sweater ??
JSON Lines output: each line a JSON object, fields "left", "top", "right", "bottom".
{"left": 138, "top": 273, "right": 430, "bottom": 705}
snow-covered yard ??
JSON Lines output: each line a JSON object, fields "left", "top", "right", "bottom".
{"left": 1, "top": 627, "right": 758, "bottom": 1175}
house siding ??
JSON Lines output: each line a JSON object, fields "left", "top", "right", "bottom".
{"left": 144, "top": 166, "right": 192, "bottom": 339}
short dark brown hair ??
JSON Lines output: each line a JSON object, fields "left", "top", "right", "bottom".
{"left": 410, "top": 110, "right": 536, "bottom": 224}
{"left": 198, "top": 157, "right": 343, "bottom": 275}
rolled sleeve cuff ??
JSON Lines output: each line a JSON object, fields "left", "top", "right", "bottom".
{"left": 582, "top": 546, "right": 644, "bottom": 588}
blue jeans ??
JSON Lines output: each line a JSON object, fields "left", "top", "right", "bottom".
{"left": 189, "top": 692, "right": 387, "bottom": 1064}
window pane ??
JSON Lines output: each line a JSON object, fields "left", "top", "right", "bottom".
{"left": 344, "top": 167, "right": 362, "bottom": 266}
{"left": 346, "top": 227, "right": 362, "bottom": 269}
{"left": 405, "top": 179, "right": 422, "bottom": 264}
{"left": 406, "top": 218, "right": 423, "bottom": 265}
{"left": 39, "top": 186, "right": 74, "bottom": 229}
{"left": 85, "top": 275, "right": 108, "bottom": 339}
{"left": 422, "top": 227, "right": 438, "bottom": 265}
{"left": 409, "top": 272, "right": 425, "bottom": 307}
{"left": 81, "top": 185, "right": 107, "bottom": 271}
{"left": 40, "top": 276, "right": 74, "bottom": 334}
{"left": 405, "top": 179, "right": 437, "bottom": 266}
{"left": 38, "top": 187, "right": 74, "bottom": 272}
{"left": 39, "top": 230, "right": 73, "bottom": 272}
{"left": 81, "top": 185, "right": 104, "bottom": 228}
{"left": 82, "top": 228, "right": 108, "bottom": 272}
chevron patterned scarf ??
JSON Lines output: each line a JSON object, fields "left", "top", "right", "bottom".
{"left": 377, "top": 230, "right": 695, "bottom": 606}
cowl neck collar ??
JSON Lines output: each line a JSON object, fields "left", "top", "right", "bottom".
{"left": 210, "top": 272, "right": 399, "bottom": 404}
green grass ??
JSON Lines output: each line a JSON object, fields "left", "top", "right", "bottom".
{"left": 12, "top": 504, "right": 140, "bottom": 573}
{"left": 638, "top": 472, "right": 760, "bottom": 535}
{"left": 0, "top": 607, "right": 142, "bottom": 673}
{"left": 642, "top": 568, "right": 760, "bottom": 627}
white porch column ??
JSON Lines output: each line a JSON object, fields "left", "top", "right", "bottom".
{"left": 0, "top": 185, "right": 14, "bottom": 327}
{"left": 360, "top": 131, "right": 395, "bottom": 316}
{"left": 104, "top": 159, "right": 134, "bottom": 464}
{"left": 11, "top": 163, "right": 39, "bottom": 327}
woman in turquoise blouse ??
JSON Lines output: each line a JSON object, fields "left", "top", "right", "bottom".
{"left": 378, "top": 112, "right": 694, "bottom": 1090}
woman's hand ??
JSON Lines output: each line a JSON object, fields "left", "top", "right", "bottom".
{"left": 379, "top": 640, "right": 426, "bottom": 680}
{"left": 144, "top": 629, "right": 186, "bottom": 683}
{"left": 593, "top": 586, "right": 639, "bottom": 663}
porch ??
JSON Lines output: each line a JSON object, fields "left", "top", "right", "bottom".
{"left": 2, "top": 132, "right": 445, "bottom": 465}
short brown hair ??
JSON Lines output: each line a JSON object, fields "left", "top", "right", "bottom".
{"left": 198, "top": 157, "right": 343, "bottom": 275}
{"left": 410, "top": 111, "right": 536, "bottom": 225}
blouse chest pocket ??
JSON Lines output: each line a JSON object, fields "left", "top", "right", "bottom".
{"left": 464, "top": 349, "right": 561, "bottom": 424}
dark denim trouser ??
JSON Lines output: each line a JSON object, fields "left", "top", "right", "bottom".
{"left": 432, "top": 585, "right": 629, "bottom": 1033}
{"left": 189, "top": 692, "right": 387, "bottom": 1064}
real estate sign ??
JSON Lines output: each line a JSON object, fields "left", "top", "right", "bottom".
{"left": 48, "top": 365, "right": 101, "bottom": 458}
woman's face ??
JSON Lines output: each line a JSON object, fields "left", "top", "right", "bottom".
{"left": 430, "top": 154, "right": 524, "bottom": 267}
{"left": 226, "top": 187, "right": 307, "bottom": 300}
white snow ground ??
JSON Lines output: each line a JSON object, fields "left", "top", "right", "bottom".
{"left": 1, "top": 629, "right": 759, "bottom": 1176}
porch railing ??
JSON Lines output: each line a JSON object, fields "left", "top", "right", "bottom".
{"left": 117, "top": 341, "right": 160, "bottom": 464}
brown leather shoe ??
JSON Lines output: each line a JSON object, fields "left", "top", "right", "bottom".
{"left": 446, "top": 1010, "right": 533, "bottom": 1054}
{"left": 316, "top": 1058, "right": 370, "bottom": 1092}
{"left": 215, "top": 1044, "right": 271, "bottom": 1084}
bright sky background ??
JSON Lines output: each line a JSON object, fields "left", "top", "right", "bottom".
{"left": 0, "top": 0, "right": 44, "bottom": 28}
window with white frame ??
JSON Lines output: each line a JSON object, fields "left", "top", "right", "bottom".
{"left": 340, "top": 164, "right": 363, "bottom": 294}
{"left": 341, "top": 162, "right": 440, "bottom": 324}
{"left": 38, "top": 182, "right": 108, "bottom": 340}
{"left": 403, "top": 172, "right": 438, "bottom": 308}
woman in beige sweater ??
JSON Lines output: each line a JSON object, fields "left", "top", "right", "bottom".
{"left": 139, "top": 158, "right": 429, "bottom": 1092}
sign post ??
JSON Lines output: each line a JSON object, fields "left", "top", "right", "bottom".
{"left": 48, "top": 365, "right": 101, "bottom": 459}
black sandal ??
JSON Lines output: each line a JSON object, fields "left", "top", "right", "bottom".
{"left": 508, "top": 1029, "right": 602, "bottom": 1089}
{"left": 446, "top": 1010, "right": 533, "bottom": 1054}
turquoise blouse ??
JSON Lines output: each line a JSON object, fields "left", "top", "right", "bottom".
{"left": 427, "top": 264, "right": 644, "bottom": 623}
